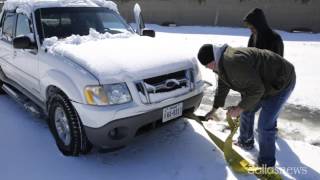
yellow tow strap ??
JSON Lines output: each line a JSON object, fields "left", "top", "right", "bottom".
{"left": 183, "top": 111, "right": 282, "bottom": 180}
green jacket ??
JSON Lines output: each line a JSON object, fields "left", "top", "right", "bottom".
{"left": 213, "top": 46, "right": 296, "bottom": 111}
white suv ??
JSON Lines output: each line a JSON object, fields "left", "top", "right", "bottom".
{"left": 0, "top": 0, "right": 204, "bottom": 156}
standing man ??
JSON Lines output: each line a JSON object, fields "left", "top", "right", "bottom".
{"left": 244, "top": 8, "right": 284, "bottom": 57}
{"left": 197, "top": 44, "right": 296, "bottom": 167}
{"left": 244, "top": 8, "right": 284, "bottom": 139}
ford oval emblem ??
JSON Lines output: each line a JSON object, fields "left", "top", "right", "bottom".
{"left": 164, "top": 79, "right": 180, "bottom": 89}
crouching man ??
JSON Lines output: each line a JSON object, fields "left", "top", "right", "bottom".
{"left": 197, "top": 44, "right": 296, "bottom": 167}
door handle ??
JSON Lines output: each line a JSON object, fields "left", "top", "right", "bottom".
{"left": 13, "top": 51, "right": 17, "bottom": 57}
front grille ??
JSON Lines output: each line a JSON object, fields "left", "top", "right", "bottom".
{"left": 144, "top": 70, "right": 186, "bottom": 85}
{"left": 135, "top": 69, "right": 194, "bottom": 104}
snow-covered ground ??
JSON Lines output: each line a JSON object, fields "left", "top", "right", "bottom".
{"left": 1, "top": 93, "right": 320, "bottom": 180}
{"left": 1, "top": 24, "right": 320, "bottom": 180}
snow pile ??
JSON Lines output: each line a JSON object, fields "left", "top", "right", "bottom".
{"left": 43, "top": 29, "right": 194, "bottom": 82}
{"left": 3, "top": 0, "right": 119, "bottom": 17}
{"left": 43, "top": 28, "right": 132, "bottom": 47}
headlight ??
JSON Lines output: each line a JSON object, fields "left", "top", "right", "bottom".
{"left": 104, "top": 83, "right": 132, "bottom": 105}
{"left": 84, "top": 83, "right": 132, "bottom": 106}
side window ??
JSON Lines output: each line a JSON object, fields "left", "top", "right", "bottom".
{"left": 2, "top": 12, "right": 16, "bottom": 42}
{"left": 16, "top": 14, "right": 32, "bottom": 37}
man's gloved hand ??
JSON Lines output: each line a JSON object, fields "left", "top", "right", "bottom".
{"left": 204, "top": 108, "right": 218, "bottom": 121}
{"left": 226, "top": 106, "right": 244, "bottom": 118}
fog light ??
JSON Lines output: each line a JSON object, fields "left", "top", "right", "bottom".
{"left": 109, "top": 128, "right": 118, "bottom": 138}
{"left": 108, "top": 127, "right": 128, "bottom": 140}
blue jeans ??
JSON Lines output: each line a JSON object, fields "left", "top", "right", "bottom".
{"left": 239, "top": 79, "right": 296, "bottom": 167}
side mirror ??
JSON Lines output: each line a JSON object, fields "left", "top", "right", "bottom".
{"left": 13, "top": 36, "right": 35, "bottom": 49}
{"left": 142, "top": 29, "right": 155, "bottom": 38}
{"left": 133, "top": 3, "right": 145, "bottom": 35}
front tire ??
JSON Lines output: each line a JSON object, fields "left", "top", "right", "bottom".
{"left": 48, "top": 93, "right": 92, "bottom": 156}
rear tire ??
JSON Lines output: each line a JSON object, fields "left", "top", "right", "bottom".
{"left": 48, "top": 93, "right": 92, "bottom": 156}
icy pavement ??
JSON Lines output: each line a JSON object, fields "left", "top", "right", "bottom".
{"left": 200, "top": 86, "right": 320, "bottom": 148}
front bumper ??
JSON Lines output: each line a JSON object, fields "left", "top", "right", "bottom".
{"left": 83, "top": 92, "right": 203, "bottom": 149}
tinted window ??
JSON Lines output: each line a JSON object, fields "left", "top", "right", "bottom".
{"left": 16, "top": 14, "right": 32, "bottom": 37}
{"left": 2, "top": 12, "right": 16, "bottom": 41}
{"left": 36, "top": 7, "right": 133, "bottom": 40}
{"left": 98, "top": 13, "right": 129, "bottom": 30}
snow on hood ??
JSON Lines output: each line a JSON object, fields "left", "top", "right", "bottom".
{"left": 43, "top": 29, "right": 196, "bottom": 83}
{"left": 3, "top": 0, "right": 118, "bottom": 17}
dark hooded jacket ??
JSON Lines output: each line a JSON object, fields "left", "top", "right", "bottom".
{"left": 244, "top": 8, "right": 284, "bottom": 57}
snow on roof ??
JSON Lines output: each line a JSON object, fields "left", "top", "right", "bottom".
{"left": 3, "top": 0, "right": 119, "bottom": 17}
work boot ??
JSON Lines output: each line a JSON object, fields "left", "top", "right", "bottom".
{"left": 233, "top": 138, "right": 254, "bottom": 151}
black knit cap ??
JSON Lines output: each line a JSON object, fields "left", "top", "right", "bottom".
{"left": 197, "top": 44, "right": 214, "bottom": 66}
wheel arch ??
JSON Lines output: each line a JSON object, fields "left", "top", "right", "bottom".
{"left": 41, "top": 69, "right": 85, "bottom": 104}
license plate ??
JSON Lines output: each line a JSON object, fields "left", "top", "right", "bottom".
{"left": 163, "top": 103, "right": 183, "bottom": 123}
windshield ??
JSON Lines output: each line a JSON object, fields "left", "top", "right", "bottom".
{"left": 35, "top": 7, "right": 133, "bottom": 42}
